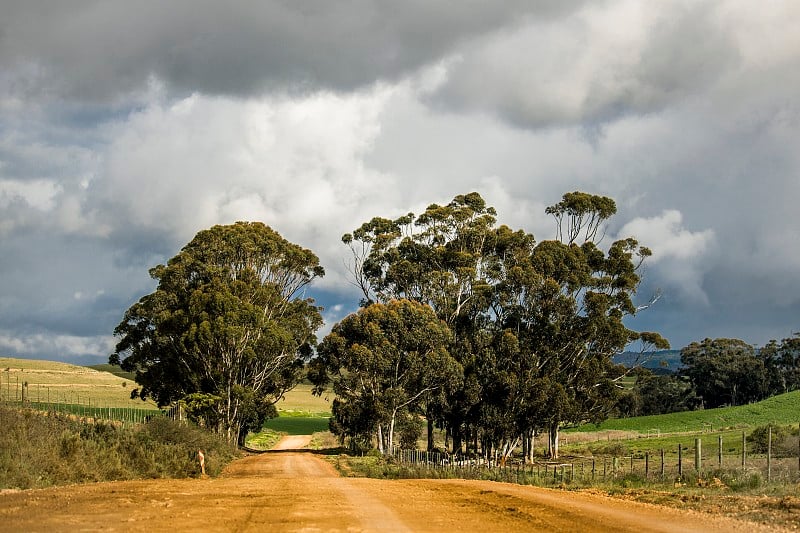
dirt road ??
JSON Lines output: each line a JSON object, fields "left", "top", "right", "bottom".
{"left": 0, "top": 436, "right": 783, "bottom": 532}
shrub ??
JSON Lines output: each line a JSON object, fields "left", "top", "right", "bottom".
{"left": 749, "top": 424, "right": 789, "bottom": 454}
{"left": 0, "top": 406, "right": 238, "bottom": 489}
{"left": 588, "top": 442, "right": 628, "bottom": 456}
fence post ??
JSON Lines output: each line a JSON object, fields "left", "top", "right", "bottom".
{"left": 660, "top": 448, "right": 664, "bottom": 478}
{"left": 591, "top": 458, "right": 595, "bottom": 480}
{"left": 645, "top": 452, "right": 649, "bottom": 479}
{"left": 718, "top": 434, "right": 722, "bottom": 468}
{"left": 695, "top": 438, "right": 702, "bottom": 472}
{"left": 767, "top": 426, "right": 772, "bottom": 483}
{"left": 742, "top": 431, "right": 746, "bottom": 469}
{"left": 678, "top": 444, "right": 683, "bottom": 479}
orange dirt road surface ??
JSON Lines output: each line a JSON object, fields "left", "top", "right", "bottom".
{"left": 0, "top": 436, "right": 784, "bottom": 532}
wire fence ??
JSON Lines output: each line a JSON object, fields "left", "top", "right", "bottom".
{"left": 392, "top": 429, "right": 800, "bottom": 486}
{"left": 0, "top": 373, "right": 174, "bottom": 426}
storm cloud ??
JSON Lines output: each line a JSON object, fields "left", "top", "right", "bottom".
{"left": 1, "top": 1, "right": 799, "bottom": 363}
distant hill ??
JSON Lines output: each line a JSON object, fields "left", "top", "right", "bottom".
{"left": 0, "top": 357, "right": 156, "bottom": 409}
{"left": 613, "top": 350, "right": 682, "bottom": 373}
{"left": 577, "top": 389, "right": 800, "bottom": 434}
{"left": 87, "top": 363, "right": 136, "bottom": 381}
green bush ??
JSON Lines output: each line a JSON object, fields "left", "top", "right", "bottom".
{"left": 749, "top": 424, "right": 789, "bottom": 454}
{"left": 588, "top": 442, "right": 628, "bottom": 456}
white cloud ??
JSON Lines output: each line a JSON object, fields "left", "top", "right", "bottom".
{"left": 93, "top": 88, "right": 400, "bottom": 291}
{"left": 2, "top": 0, "right": 800, "bottom": 359}
{"left": 0, "top": 330, "right": 115, "bottom": 361}
{"left": 618, "top": 210, "right": 715, "bottom": 305}
{"left": 0, "top": 179, "right": 58, "bottom": 211}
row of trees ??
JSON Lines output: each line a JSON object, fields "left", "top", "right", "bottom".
{"left": 111, "top": 191, "right": 668, "bottom": 456}
{"left": 309, "top": 192, "right": 667, "bottom": 459}
{"left": 619, "top": 334, "right": 800, "bottom": 417}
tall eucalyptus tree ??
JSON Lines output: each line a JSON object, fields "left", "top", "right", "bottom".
{"left": 112, "top": 222, "right": 324, "bottom": 445}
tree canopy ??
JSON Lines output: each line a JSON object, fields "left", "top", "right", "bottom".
{"left": 318, "top": 191, "right": 667, "bottom": 459}
{"left": 679, "top": 337, "right": 767, "bottom": 408}
{"left": 111, "top": 222, "right": 324, "bottom": 444}
{"left": 310, "top": 299, "right": 460, "bottom": 453}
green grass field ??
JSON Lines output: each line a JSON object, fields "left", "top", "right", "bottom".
{"left": 263, "top": 415, "right": 330, "bottom": 435}
{"left": 572, "top": 390, "right": 800, "bottom": 435}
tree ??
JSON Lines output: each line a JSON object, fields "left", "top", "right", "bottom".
{"left": 338, "top": 191, "right": 666, "bottom": 460}
{"left": 760, "top": 333, "right": 800, "bottom": 395}
{"left": 310, "top": 299, "right": 460, "bottom": 453}
{"left": 111, "top": 222, "right": 324, "bottom": 444}
{"left": 679, "top": 338, "right": 767, "bottom": 408}
{"left": 620, "top": 371, "right": 700, "bottom": 416}
{"left": 496, "top": 192, "right": 668, "bottom": 458}
{"left": 341, "top": 192, "right": 501, "bottom": 452}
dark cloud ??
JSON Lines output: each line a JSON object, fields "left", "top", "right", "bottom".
{"left": 0, "top": 0, "right": 586, "bottom": 101}
{"left": 1, "top": 0, "right": 799, "bottom": 363}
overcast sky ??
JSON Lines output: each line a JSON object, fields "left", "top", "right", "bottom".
{"left": 1, "top": 1, "right": 799, "bottom": 364}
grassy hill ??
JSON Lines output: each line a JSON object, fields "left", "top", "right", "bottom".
{"left": 0, "top": 357, "right": 157, "bottom": 409}
{"left": 574, "top": 390, "right": 800, "bottom": 435}
{"left": 87, "top": 363, "right": 136, "bottom": 381}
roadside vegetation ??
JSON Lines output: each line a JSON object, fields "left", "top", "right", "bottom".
{"left": 0, "top": 406, "right": 238, "bottom": 490}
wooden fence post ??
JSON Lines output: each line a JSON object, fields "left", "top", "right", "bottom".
{"left": 718, "top": 434, "right": 722, "bottom": 468}
{"left": 645, "top": 452, "right": 649, "bottom": 479}
{"left": 678, "top": 444, "right": 682, "bottom": 478}
{"left": 695, "top": 438, "right": 702, "bottom": 471}
{"left": 660, "top": 448, "right": 665, "bottom": 478}
{"left": 742, "top": 431, "right": 746, "bottom": 469}
{"left": 767, "top": 426, "right": 772, "bottom": 483}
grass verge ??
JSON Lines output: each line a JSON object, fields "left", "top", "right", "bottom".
{"left": 0, "top": 406, "right": 238, "bottom": 489}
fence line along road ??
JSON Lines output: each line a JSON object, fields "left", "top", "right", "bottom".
{"left": 392, "top": 426, "right": 800, "bottom": 486}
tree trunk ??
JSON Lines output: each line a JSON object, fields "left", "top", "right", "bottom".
{"left": 548, "top": 423, "right": 560, "bottom": 459}
{"left": 377, "top": 424, "right": 384, "bottom": 454}
{"left": 387, "top": 414, "right": 396, "bottom": 453}
{"left": 522, "top": 432, "right": 529, "bottom": 464}
{"left": 427, "top": 416, "right": 434, "bottom": 452}
{"left": 452, "top": 429, "right": 463, "bottom": 457}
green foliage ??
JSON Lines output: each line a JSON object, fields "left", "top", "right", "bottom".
{"left": 335, "top": 191, "right": 667, "bottom": 460}
{"left": 618, "top": 371, "right": 701, "bottom": 417}
{"left": 311, "top": 299, "right": 460, "bottom": 452}
{"left": 112, "top": 221, "right": 324, "bottom": 445}
{"left": 0, "top": 407, "right": 237, "bottom": 489}
{"left": 749, "top": 424, "right": 789, "bottom": 454}
{"left": 679, "top": 338, "right": 766, "bottom": 408}
{"left": 397, "top": 413, "right": 424, "bottom": 449}
{"left": 760, "top": 333, "right": 800, "bottom": 395}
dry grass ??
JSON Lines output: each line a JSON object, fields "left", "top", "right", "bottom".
{"left": 0, "top": 357, "right": 158, "bottom": 409}
{"left": 275, "top": 383, "right": 332, "bottom": 416}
